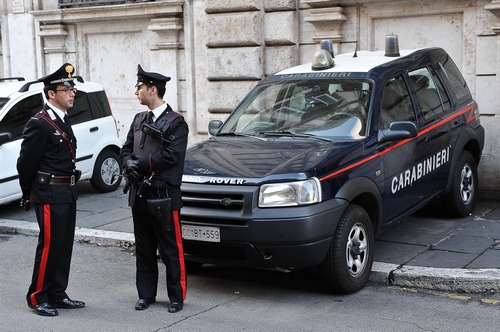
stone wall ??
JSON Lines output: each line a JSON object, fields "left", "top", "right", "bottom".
{"left": 0, "top": 0, "right": 499, "bottom": 193}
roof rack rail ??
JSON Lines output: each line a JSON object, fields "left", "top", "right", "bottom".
{"left": 19, "top": 81, "right": 39, "bottom": 93}
{"left": 18, "top": 76, "right": 85, "bottom": 93}
{"left": 0, "top": 77, "right": 25, "bottom": 82}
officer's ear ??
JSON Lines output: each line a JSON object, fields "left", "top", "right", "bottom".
{"left": 47, "top": 89, "right": 57, "bottom": 99}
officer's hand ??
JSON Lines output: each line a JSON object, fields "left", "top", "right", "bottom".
{"left": 127, "top": 169, "right": 144, "bottom": 185}
{"left": 75, "top": 169, "right": 82, "bottom": 182}
{"left": 124, "top": 159, "right": 139, "bottom": 174}
{"left": 20, "top": 195, "right": 31, "bottom": 211}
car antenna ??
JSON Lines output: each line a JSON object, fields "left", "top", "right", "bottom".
{"left": 339, "top": 40, "right": 358, "bottom": 58}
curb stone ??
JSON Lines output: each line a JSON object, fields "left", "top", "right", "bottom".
{"left": 371, "top": 262, "right": 500, "bottom": 293}
{"left": 0, "top": 219, "right": 135, "bottom": 249}
{"left": 3, "top": 218, "right": 500, "bottom": 293}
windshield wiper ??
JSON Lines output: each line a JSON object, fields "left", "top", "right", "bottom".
{"left": 258, "top": 131, "right": 333, "bottom": 142}
{"left": 216, "top": 132, "right": 267, "bottom": 141}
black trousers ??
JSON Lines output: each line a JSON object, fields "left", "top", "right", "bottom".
{"left": 132, "top": 200, "right": 186, "bottom": 303}
{"left": 27, "top": 201, "right": 77, "bottom": 306}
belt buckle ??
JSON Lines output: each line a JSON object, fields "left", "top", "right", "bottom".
{"left": 70, "top": 175, "right": 75, "bottom": 186}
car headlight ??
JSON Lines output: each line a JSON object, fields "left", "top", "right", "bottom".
{"left": 258, "top": 178, "right": 322, "bottom": 208}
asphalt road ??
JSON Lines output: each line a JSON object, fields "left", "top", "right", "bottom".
{"left": 1, "top": 233, "right": 500, "bottom": 332}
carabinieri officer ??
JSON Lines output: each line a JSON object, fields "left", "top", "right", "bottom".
{"left": 17, "top": 63, "right": 85, "bottom": 317}
{"left": 120, "top": 64, "right": 189, "bottom": 313}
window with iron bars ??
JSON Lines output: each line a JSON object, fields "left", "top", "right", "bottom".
{"left": 58, "top": 0, "right": 155, "bottom": 9}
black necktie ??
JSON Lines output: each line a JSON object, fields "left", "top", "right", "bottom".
{"left": 63, "top": 114, "right": 72, "bottom": 135}
{"left": 147, "top": 111, "right": 154, "bottom": 124}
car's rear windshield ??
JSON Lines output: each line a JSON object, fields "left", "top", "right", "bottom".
{"left": 220, "top": 79, "right": 371, "bottom": 140}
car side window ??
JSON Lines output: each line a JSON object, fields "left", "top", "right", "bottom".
{"left": 67, "top": 90, "right": 93, "bottom": 125}
{"left": 409, "top": 67, "right": 450, "bottom": 121}
{"left": 0, "top": 93, "right": 43, "bottom": 141}
{"left": 436, "top": 54, "right": 472, "bottom": 104}
{"left": 380, "top": 75, "right": 416, "bottom": 128}
{"left": 88, "top": 91, "right": 113, "bottom": 119}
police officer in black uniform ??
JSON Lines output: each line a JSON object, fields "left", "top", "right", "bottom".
{"left": 17, "top": 63, "right": 85, "bottom": 317}
{"left": 120, "top": 65, "right": 189, "bottom": 313}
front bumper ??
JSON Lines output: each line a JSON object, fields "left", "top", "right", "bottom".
{"left": 181, "top": 183, "right": 348, "bottom": 270}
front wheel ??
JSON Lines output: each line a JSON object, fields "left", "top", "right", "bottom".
{"left": 90, "top": 149, "right": 122, "bottom": 192}
{"left": 321, "top": 204, "right": 374, "bottom": 294}
{"left": 442, "top": 150, "right": 478, "bottom": 217}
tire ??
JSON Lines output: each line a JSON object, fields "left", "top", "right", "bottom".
{"left": 442, "top": 150, "right": 478, "bottom": 217}
{"left": 90, "top": 149, "right": 122, "bottom": 193}
{"left": 321, "top": 204, "right": 374, "bottom": 294}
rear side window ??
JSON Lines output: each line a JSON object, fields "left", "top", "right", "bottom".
{"left": 68, "top": 91, "right": 93, "bottom": 125}
{"left": 68, "top": 90, "right": 112, "bottom": 125}
{"left": 436, "top": 54, "right": 472, "bottom": 104}
{"left": 88, "top": 91, "right": 112, "bottom": 118}
{"left": 409, "top": 67, "right": 450, "bottom": 121}
{"left": 0, "top": 94, "right": 43, "bottom": 140}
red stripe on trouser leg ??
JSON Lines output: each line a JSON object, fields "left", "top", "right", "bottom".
{"left": 172, "top": 210, "right": 187, "bottom": 300}
{"left": 30, "top": 204, "right": 52, "bottom": 305}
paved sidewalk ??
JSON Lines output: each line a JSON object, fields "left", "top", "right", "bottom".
{"left": 1, "top": 182, "right": 500, "bottom": 293}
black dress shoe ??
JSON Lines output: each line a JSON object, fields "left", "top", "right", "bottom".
{"left": 51, "top": 297, "right": 85, "bottom": 309}
{"left": 135, "top": 298, "right": 156, "bottom": 310}
{"left": 168, "top": 301, "right": 183, "bottom": 313}
{"left": 29, "top": 302, "right": 58, "bottom": 316}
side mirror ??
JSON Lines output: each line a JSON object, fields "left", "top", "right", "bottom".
{"left": 378, "top": 121, "right": 417, "bottom": 143}
{"left": 0, "top": 132, "right": 13, "bottom": 146}
{"left": 208, "top": 120, "right": 223, "bottom": 136}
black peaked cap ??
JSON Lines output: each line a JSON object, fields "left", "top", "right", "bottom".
{"left": 135, "top": 64, "right": 171, "bottom": 87}
{"left": 38, "top": 63, "right": 76, "bottom": 86}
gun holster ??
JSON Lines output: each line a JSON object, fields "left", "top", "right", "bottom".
{"left": 147, "top": 197, "right": 172, "bottom": 231}
{"left": 37, "top": 171, "right": 51, "bottom": 190}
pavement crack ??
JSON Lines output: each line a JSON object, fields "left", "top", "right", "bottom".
{"left": 388, "top": 264, "right": 404, "bottom": 284}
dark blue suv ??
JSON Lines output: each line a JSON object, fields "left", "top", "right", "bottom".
{"left": 180, "top": 37, "right": 485, "bottom": 294}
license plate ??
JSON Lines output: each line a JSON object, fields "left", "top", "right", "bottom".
{"left": 181, "top": 224, "right": 220, "bottom": 243}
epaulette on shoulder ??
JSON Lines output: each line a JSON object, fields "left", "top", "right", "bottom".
{"left": 33, "top": 110, "right": 45, "bottom": 120}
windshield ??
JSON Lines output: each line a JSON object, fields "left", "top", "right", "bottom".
{"left": 220, "top": 79, "right": 371, "bottom": 139}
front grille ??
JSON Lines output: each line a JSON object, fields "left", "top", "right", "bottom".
{"left": 181, "top": 183, "right": 258, "bottom": 226}
{"left": 182, "top": 191, "right": 244, "bottom": 212}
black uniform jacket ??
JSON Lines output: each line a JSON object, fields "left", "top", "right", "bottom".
{"left": 17, "top": 105, "right": 78, "bottom": 204}
{"left": 120, "top": 105, "right": 188, "bottom": 210}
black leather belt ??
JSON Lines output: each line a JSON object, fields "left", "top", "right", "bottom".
{"left": 50, "top": 175, "right": 75, "bottom": 186}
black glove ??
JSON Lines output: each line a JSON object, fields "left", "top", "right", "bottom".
{"left": 75, "top": 169, "right": 82, "bottom": 182}
{"left": 127, "top": 169, "right": 144, "bottom": 185}
{"left": 123, "top": 159, "right": 139, "bottom": 175}
{"left": 20, "top": 195, "right": 31, "bottom": 211}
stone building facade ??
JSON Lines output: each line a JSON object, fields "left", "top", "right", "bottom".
{"left": 1, "top": 0, "right": 499, "bottom": 194}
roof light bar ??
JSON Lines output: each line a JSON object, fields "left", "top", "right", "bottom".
{"left": 385, "top": 35, "right": 400, "bottom": 57}
{"left": 312, "top": 40, "right": 335, "bottom": 71}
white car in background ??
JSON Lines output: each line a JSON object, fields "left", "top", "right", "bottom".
{"left": 0, "top": 76, "right": 122, "bottom": 205}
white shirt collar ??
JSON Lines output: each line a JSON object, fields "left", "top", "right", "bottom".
{"left": 150, "top": 103, "right": 167, "bottom": 122}
{"left": 47, "top": 102, "right": 67, "bottom": 121}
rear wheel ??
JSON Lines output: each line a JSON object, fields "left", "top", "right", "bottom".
{"left": 90, "top": 149, "right": 122, "bottom": 192}
{"left": 443, "top": 150, "right": 478, "bottom": 217}
{"left": 321, "top": 204, "right": 374, "bottom": 294}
